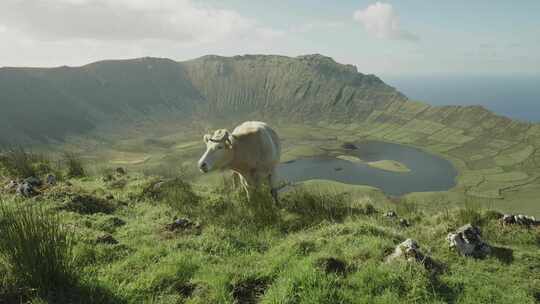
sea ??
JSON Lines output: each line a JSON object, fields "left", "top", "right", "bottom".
{"left": 384, "top": 75, "right": 540, "bottom": 123}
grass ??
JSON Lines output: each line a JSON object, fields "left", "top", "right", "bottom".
{"left": 0, "top": 202, "right": 76, "bottom": 299}
{"left": 0, "top": 146, "right": 51, "bottom": 179}
{"left": 1, "top": 170, "right": 538, "bottom": 303}
{"left": 63, "top": 151, "right": 86, "bottom": 178}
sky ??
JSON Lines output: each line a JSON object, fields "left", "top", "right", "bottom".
{"left": 0, "top": 0, "right": 539, "bottom": 77}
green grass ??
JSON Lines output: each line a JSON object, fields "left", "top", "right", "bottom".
{"left": 0, "top": 202, "right": 76, "bottom": 299}
{"left": 1, "top": 171, "right": 538, "bottom": 303}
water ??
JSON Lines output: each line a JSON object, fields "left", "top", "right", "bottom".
{"left": 278, "top": 140, "right": 457, "bottom": 196}
{"left": 384, "top": 75, "right": 540, "bottom": 123}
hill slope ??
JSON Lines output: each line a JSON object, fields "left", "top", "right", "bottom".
{"left": 2, "top": 54, "right": 540, "bottom": 212}
{"left": 0, "top": 54, "right": 407, "bottom": 144}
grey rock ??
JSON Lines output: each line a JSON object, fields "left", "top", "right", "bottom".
{"left": 46, "top": 174, "right": 57, "bottom": 185}
{"left": 385, "top": 210, "right": 397, "bottom": 218}
{"left": 399, "top": 218, "right": 410, "bottom": 227}
{"left": 96, "top": 234, "right": 118, "bottom": 245}
{"left": 4, "top": 180, "right": 18, "bottom": 192}
{"left": 447, "top": 224, "right": 491, "bottom": 258}
{"left": 501, "top": 214, "right": 538, "bottom": 226}
{"left": 166, "top": 218, "right": 200, "bottom": 232}
{"left": 24, "top": 176, "right": 42, "bottom": 187}
{"left": 386, "top": 239, "right": 439, "bottom": 270}
{"left": 16, "top": 182, "right": 38, "bottom": 197}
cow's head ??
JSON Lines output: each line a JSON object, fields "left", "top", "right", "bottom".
{"left": 198, "top": 129, "right": 234, "bottom": 173}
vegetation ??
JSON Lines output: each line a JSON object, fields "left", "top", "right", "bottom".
{"left": 0, "top": 203, "right": 76, "bottom": 300}
{"left": 0, "top": 147, "right": 51, "bottom": 179}
{"left": 0, "top": 169, "right": 538, "bottom": 303}
{"left": 63, "top": 152, "right": 86, "bottom": 178}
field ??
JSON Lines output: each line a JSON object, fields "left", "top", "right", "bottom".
{"left": 1, "top": 169, "right": 539, "bottom": 303}
{"left": 58, "top": 120, "right": 540, "bottom": 217}
{"left": 1, "top": 119, "right": 540, "bottom": 303}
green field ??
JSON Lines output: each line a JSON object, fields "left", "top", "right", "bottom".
{"left": 1, "top": 165, "right": 539, "bottom": 303}
{"left": 54, "top": 120, "right": 540, "bottom": 218}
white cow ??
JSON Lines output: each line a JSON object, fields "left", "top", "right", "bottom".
{"left": 198, "top": 121, "right": 281, "bottom": 202}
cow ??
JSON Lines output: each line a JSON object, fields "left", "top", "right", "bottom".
{"left": 198, "top": 121, "right": 281, "bottom": 202}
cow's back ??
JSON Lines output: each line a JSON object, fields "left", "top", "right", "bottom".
{"left": 231, "top": 121, "right": 280, "bottom": 172}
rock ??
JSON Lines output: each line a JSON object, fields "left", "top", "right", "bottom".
{"left": 115, "top": 167, "right": 127, "bottom": 175}
{"left": 399, "top": 218, "right": 410, "bottom": 227}
{"left": 4, "top": 180, "right": 18, "bottom": 192}
{"left": 166, "top": 218, "right": 200, "bottom": 232}
{"left": 447, "top": 224, "right": 491, "bottom": 258}
{"left": 385, "top": 210, "right": 397, "bottom": 218}
{"left": 341, "top": 142, "right": 358, "bottom": 150}
{"left": 24, "top": 176, "right": 42, "bottom": 187}
{"left": 16, "top": 181, "right": 38, "bottom": 197}
{"left": 501, "top": 214, "right": 538, "bottom": 226}
{"left": 386, "top": 239, "right": 438, "bottom": 270}
{"left": 46, "top": 174, "right": 57, "bottom": 185}
{"left": 96, "top": 234, "right": 118, "bottom": 245}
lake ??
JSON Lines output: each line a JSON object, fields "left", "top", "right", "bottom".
{"left": 278, "top": 140, "right": 457, "bottom": 196}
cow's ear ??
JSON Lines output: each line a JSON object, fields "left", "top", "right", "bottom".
{"left": 203, "top": 134, "right": 211, "bottom": 143}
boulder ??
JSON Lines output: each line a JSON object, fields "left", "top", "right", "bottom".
{"left": 165, "top": 218, "right": 200, "bottom": 232}
{"left": 399, "top": 218, "right": 410, "bottom": 227}
{"left": 341, "top": 143, "right": 358, "bottom": 150}
{"left": 447, "top": 224, "right": 491, "bottom": 258}
{"left": 24, "top": 176, "right": 42, "bottom": 187}
{"left": 46, "top": 174, "right": 57, "bottom": 186}
{"left": 96, "top": 233, "right": 118, "bottom": 245}
{"left": 4, "top": 180, "right": 18, "bottom": 192}
{"left": 16, "top": 181, "right": 38, "bottom": 197}
{"left": 385, "top": 210, "right": 397, "bottom": 218}
{"left": 386, "top": 239, "right": 438, "bottom": 270}
{"left": 501, "top": 214, "right": 538, "bottom": 226}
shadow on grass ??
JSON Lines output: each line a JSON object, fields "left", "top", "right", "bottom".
{"left": 490, "top": 246, "right": 514, "bottom": 264}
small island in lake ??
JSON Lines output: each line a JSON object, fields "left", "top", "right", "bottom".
{"left": 336, "top": 155, "right": 411, "bottom": 173}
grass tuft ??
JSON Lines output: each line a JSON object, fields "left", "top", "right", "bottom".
{"left": 0, "top": 202, "right": 77, "bottom": 296}
{"left": 63, "top": 152, "right": 86, "bottom": 178}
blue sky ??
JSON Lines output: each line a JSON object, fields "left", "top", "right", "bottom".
{"left": 0, "top": 0, "right": 538, "bottom": 76}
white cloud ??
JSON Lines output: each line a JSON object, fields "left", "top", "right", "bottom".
{"left": 0, "top": 0, "right": 266, "bottom": 44}
{"left": 353, "top": 2, "right": 418, "bottom": 41}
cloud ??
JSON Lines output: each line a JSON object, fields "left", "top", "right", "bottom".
{"left": 353, "top": 2, "right": 418, "bottom": 41}
{"left": 0, "top": 0, "right": 266, "bottom": 44}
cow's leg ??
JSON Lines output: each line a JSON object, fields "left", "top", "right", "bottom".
{"left": 231, "top": 171, "right": 241, "bottom": 190}
{"left": 239, "top": 174, "right": 251, "bottom": 201}
{"left": 269, "top": 168, "right": 279, "bottom": 205}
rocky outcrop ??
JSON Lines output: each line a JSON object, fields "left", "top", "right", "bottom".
{"left": 386, "top": 239, "right": 438, "bottom": 270}
{"left": 447, "top": 224, "right": 491, "bottom": 258}
{"left": 501, "top": 214, "right": 538, "bottom": 226}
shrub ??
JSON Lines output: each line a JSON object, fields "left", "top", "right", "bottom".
{"left": 63, "top": 152, "right": 85, "bottom": 178}
{"left": 0, "top": 203, "right": 77, "bottom": 296}
{"left": 0, "top": 146, "right": 49, "bottom": 178}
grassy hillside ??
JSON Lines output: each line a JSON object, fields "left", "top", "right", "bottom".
{"left": 2, "top": 54, "right": 540, "bottom": 215}
{"left": 1, "top": 164, "right": 539, "bottom": 303}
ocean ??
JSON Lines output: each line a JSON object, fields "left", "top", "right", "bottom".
{"left": 384, "top": 75, "right": 540, "bottom": 123}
